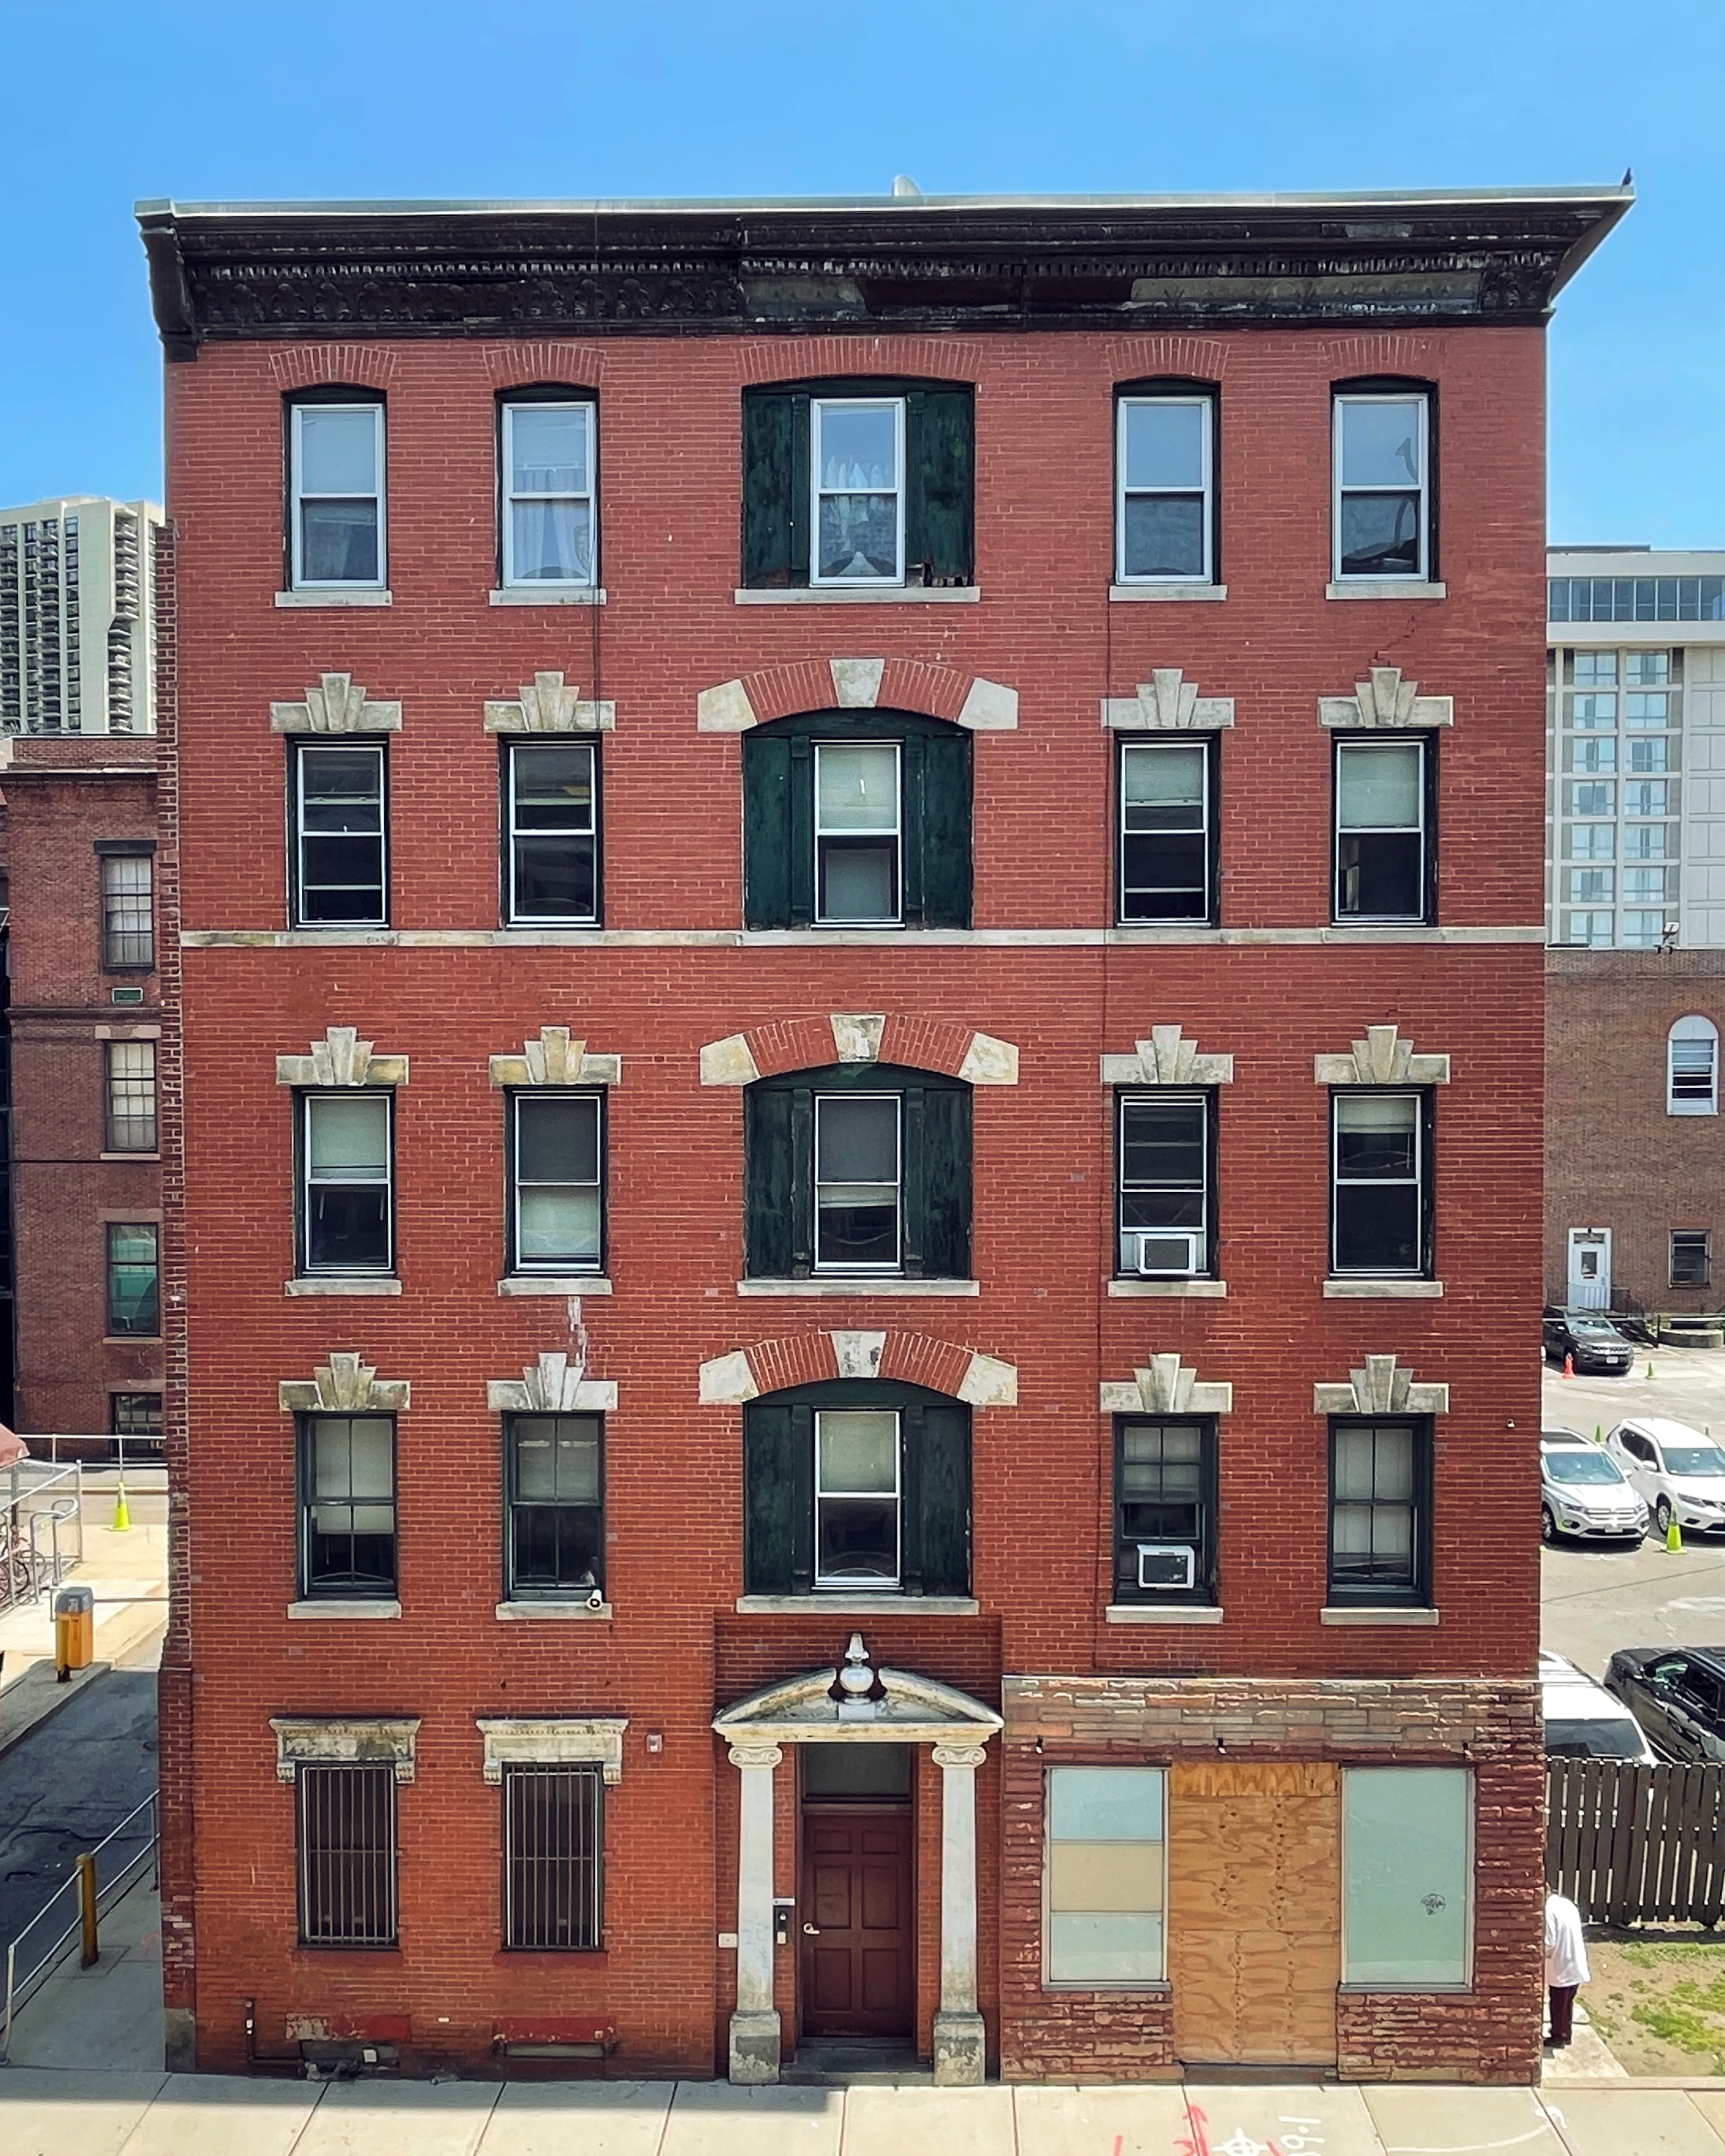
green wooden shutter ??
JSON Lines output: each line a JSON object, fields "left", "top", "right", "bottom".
{"left": 744, "top": 1401, "right": 814, "bottom": 1594}
{"left": 916, "top": 1083, "right": 973, "bottom": 1280}
{"left": 741, "top": 389, "right": 810, "bottom": 588}
{"left": 916, "top": 1403, "right": 972, "bottom": 1596}
{"left": 743, "top": 1082, "right": 796, "bottom": 1278}
{"left": 742, "top": 732, "right": 792, "bottom": 930}
{"left": 914, "top": 728, "right": 972, "bottom": 929}
{"left": 905, "top": 388, "right": 974, "bottom": 586}
{"left": 788, "top": 734, "right": 815, "bottom": 927}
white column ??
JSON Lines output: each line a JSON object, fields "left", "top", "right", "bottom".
{"left": 932, "top": 1741, "right": 989, "bottom": 2086}
{"left": 728, "top": 1741, "right": 782, "bottom": 2084}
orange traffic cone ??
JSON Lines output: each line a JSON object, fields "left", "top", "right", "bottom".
{"left": 1563, "top": 1354, "right": 1575, "bottom": 1379}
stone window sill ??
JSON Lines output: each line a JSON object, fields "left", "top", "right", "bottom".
{"left": 103, "top": 1336, "right": 163, "bottom": 1349}
{"left": 733, "top": 586, "right": 981, "bottom": 605}
{"left": 498, "top": 1275, "right": 613, "bottom": 1296}
{"left": 288, "top": 1599, "right": 401, "bottom": 1620}
{"left": 1108, "top": 1279, "right": 1227, "bottom": 1298}
{"left": 100, "top": 1151, "right": 160, "bottom": 1164}
{"left": 276, "top": 588, "right": 393, "bottom": 608}
{"left": 1320, "top": 1606, "right": 1439, "bottom": 1626}
{"left": 285, "top": 1276, "right": 403, "bottom": 1296}
{"left": 489, "top": 586, "right": 605, "bottom": 606}
{"left": 1042, "top": 1979, "right": 1172, "bottom": 1995}
{"left": 1105, "top": 1604, "right": 1224, "bottom": 1625}
{"left": 736, "top": 1594, "right": 980, "bottom": 1616}
{"left": 1108, "top": 583, "right": 1227, "bottom": 603}
{"left": 1325, "top": 580, "right": 1446, "bottom": 601}
{"left": 495, "top": 1599, "right": 612, "bottom": 1621}
{"left": 1323, "top": 1277, "right": 1444, "bottom": 1298}
{"left": 739, "top": 1277, "right": 980, "bottom": 1298}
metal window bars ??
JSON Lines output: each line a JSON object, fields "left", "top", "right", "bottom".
{"left": 504, "top": 1765, "right": 602, "bottom": 1950}
{"left": 297, "top": 1764, "right": 397, "bottom": 1946}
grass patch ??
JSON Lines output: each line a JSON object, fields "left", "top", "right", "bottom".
{"left": 1589, "top": 1939, "right": 1725, "bottom": 2074}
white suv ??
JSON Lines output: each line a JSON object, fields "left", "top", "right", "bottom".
{"left": 1541, "top": 1649, "right": 1657, "bottom": 1763}
{"left": 1541, "top": 1428, "right": 1648, "bottom": 1544}
{"left": 1607, "top": 1417, "right": 1725, "bottom": 1538}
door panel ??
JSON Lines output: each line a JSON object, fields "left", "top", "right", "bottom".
{"left": 799, "top": 1804, "right": 913, "bottom": 2039}
{"left": 1568, "top": 1228, "right": 1611, "bottom": 1310}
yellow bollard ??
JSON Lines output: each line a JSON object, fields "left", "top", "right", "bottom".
{"left": 1649, "top": 1364, "right": 1656, "bottom": 1380}
{"left": 112, "top": 1481, "right": 131, "bottom": 1533}
{"left": 1667, "top": 1516, "right": 1684, "bottom": 1554}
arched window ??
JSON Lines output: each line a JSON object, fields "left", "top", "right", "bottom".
{"left": 1667, "top": 1015, "right": 1719, "bottom": 1115}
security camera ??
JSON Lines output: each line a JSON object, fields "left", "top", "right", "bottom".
{"left": 586, "top": 1587, "right": 605, "bottom": 1612}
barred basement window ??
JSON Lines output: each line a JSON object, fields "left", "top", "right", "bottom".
{"left": 297, "top": 1763, "right": 397, "bottom": 1946}
{"left": 1671, "top": 1231, "right": 1712, "bottom": 1289}
{"left": 105, "top": 1041, "right": 157, "bottom": 1152}
{"left": 100, "top": 854, "right": 154, "bottom": 969}
{"left": 505, "top": 1763, "right": 603, "bottom": 1950}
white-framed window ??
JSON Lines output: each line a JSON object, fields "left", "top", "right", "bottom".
{"left": 1342, "top": 1767, "right": 1471, "bottom": 1989}
{"left": 1117, "top": 1093, "right": 1209, "bottom": 1275}
{"left": 292, "top": 741, "right": 387, "bottom": 927}
{"left": 1116, "top": 395, "right": 1213, "bottom": 583}
{"left": 509, "top": 1092, "right": 603, "bottom": 1273}
{"left": 814, "top": 1408, "right": 900, "bottom": 1588}
{"left": 301, "top": 1092, "right": 393, "bottom": 1275}
{"left": 1044, "top": 1765, "right": 1166, "bottom": 1987}
{"left": 811, "top": 397, "right": 904, "bottom": 585}
{"left": 1671, "top": 1231, "right": 1712, "bottom": 1289}
{"left": 1332, "top": 391, "right": 1429, "bottom": 582}
{"left": 501, "top": 400, "right": 596, "bottom": 587}
{"left": 105, "top": 1041, "right": 158, "bottom": 1152}
{"left": 1563, "top": 910, "right": 1615, "bottom": 948}
{"left": 289, "top": 400, "right": 386, "bottom": 589}
{"left": 1118, "top": 739, "right": 1213, "bottom": 924}
{"left": 505, "top": 739, "right": 598, "bottom": 925}
{"left": 814, "top": 741, "right": 901, "bottom": 924}
{"left": 100, "top": 853, "right": 155, "bottom": 969}
{"left": 1552, "top": 649, "right": 1683, "bottom": 948}
{"left": 1668, "top": 1015, "right": 1719, "bottom": 1116}
{"left": 1335, "top": 738, "right": 1428, "bottom": 923}
{"left": 1332, "top": 1091, "right": 1428, "bottom": 1276}
{"left": 814, "top": 1093, "right": 900, "bottom": 1271}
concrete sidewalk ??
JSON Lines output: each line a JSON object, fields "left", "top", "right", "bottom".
{"left": 0, "top": 1521, "right": 168, "bottom": 1756}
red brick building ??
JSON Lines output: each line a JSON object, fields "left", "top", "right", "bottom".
{"left": 140, "top": 185, "right": 1626, "bottom": 2083}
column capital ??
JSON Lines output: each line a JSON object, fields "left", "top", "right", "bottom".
{"left": 728, "top": 1742, "right": 784, "bottom": 1771}
{"left": 932, "top": 1742, "right": 988, "bottom": 1771}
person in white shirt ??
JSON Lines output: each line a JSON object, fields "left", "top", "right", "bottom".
{"left": 1544, "top": 1890, "right": 1590, "bottom": 2047}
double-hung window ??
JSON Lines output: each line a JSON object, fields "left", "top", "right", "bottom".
{"left": 1333, "top": 389, "right": 1432, "bottom": 583}
{"left": 504, "top": 1414, "right": 603, "bottom": 1599}
{"left": 1045, "top": 1767, "right": 1167, "bottom": 1986}
{"left": 1113, "top": 1418, "right": 1216, "bottom": 1606}
{"left": 1116, "top": 1092, "right": 1213, "bottom": 1277}
{"left": 1342, "top": 1768, "right": 1470, "bottom": 1987}
{"left": 298, "top": 1763, "right": 397, "bottom": 1946}
{"left": 300, "top": 1093, "right": 393, "bottom": 1275}
{"left": 105, "top": 1041, "right": 157, "bottom": 1152}
{"left": 501, "top": 398, "right": 596, "bottom": 588}
{"left": 1331, "top": 1091, "right": 1430, "bottom": 1277}
{"left": 1116, "top": 390, "right": 1215, "bottom": 584}
{"left": 292, "top": 742, "right": 387, "bottom": 927}
{"left": 814, "top": 1094, "right": 900, "bottom": 1271}
{"left": 504, "top": 1765, "right": 603, "bottom": 1950}
{"left": 813, "top": 398, "right": 905, "bottom": 585}
{"left": 106, "top": 1223, "right": 160, "bottom": 1337}
{"left": 1118, "top": 739, "right": 1215, "bottom": 925}
{"left": 509, "top": 1092, "right": 603, "bottom": 1275}
{"left": 504, "top": 740, "right": 598, "bottom": 925}
{"left": 289, "top": 398, "right": 386, "bottom": 590}
{"left": 1329, "top": 1418, "right": 1431, "bottom": 1607}
{"left": 1671, "top": 1231, "right": 1712, "bottom": 1289}
{"left": 1668, "top": 1015, "right": 1719, "bottom": 1115}
{"left": 298, "top": 1413, "right": 397, "bottom": 1599}
{"left": 815, "top": 742, "right": 901, "bottom": 923}
{"left": 1335, "top": 738, "right": 1432, "bottom": 923}
{"left": 99, "top": 851, "right": 154, "bottom": 969}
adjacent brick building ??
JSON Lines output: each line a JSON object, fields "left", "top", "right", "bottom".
{"left": 139, "top": 184, "right": 1626, "bottom": 2083}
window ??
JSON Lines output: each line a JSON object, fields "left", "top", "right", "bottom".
{"left": 1333, "top": 389, "right": 1431, "bottom": 581}
{"left": 1116, "top": 390, "right": 1215, "bottom": 583}
{"left": 1335, "top": 739, "right": 1431, "bottom": 923}
{"left": 1116, "top": 1093, "right": 1213, "bottom": 1276}
{"left": 300, "top": 1093, "right": 393, "bottom": 1275}
{"left": 106, "top": 1223, "right": 159, "bottom": 1337}
{"left": 298, "top": 1413, "right": 397, "bottom": 1598}
{"left": 1045, "top": 1766, "right": 1166, "bottom": 1987}
{"left": 1342, "top": 1768, "right": 1470, "bottom": 1988}
{"left": 741, "top": 380, "right": 974, "bottom": 590}
{"left": 105, "top": 1041, "right": 157, "bottom": 1152}
{"left": 1113, "top": 1419, "right": 1216, "bottom": 1606}
{"left": 1331, "top": 1091, "right": 1430, "bottom": 1277}
{"left": 1117, "top": 739, "right": 1215, "bottom": 925}
{"left": 743, "top": 1381, "right": 970, "bottom": 1598}
{"left": 501, "top": 398, "right": 595, "bottom": 588}
{"left": 99, "top": 852, "right": 154, "bottom": 969}
{"left": 1550, "top": 573, "right": 1725, "bottom": 624}
{"left": 1328, "top": 1419, "right": 1431, "bottom": 1607}
{"left": 289, "top": 398, "right": 385, "bottom": 590}
{"left": 291, "top": 741, "right": 387, "bottom": 927}
{"left": 504, "top": 740, "right": 598, "bottom": 925}
{"left": 110, "top": 1393, "right": 163, "bottom": 1447}
{"left": 743, "top": 710, "right": 970, "bottom": 931}
{"left": 504, "top": 1414, "right": 603, "bottom": 1599}
{"left": 297, "top": 1763, "right": 397, "bottom": 1946}
{"left": 1668, "top": 1015, "right": 1719, "bottom": 1115}
{"left": 505, "top": 1765, "right": 603, "bottom": 1949}
{"left": 1671, "top": 1231, "right": 1712, "bottom": 1289}
{"left": 744, "top": 1064, "right": 970, "bottom": 1281}
{"left": 508, "top": 1093, "right": 603, "bottom": 1274}
{"left": 1553, "top": 650, "right": 1682, "bottom": 947}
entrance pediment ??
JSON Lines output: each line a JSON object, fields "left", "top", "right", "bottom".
{"left": 713, "top": 1632, "right": 1001, "bottom": 1748}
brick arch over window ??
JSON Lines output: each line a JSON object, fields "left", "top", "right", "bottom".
{"left": 269, "top": 345, "right": 398, "bottom": 393}
{"left": 1107, "top": 333, "right": 1230, "bottom": 382}
{"left": 699, "top": 1013, "right": 1018, "bottom": 1086}
{"left": 737, "top": 335, "right": 988, "bottom": 387}
{"left": 1321, "top": 332, "right": 1440, "bottom": 378}
{"left": 482, "top": 342, "right": 605, "bottom": 390}
{"left": 699, "top": 1328, "right": 1016, "bottom": 1406}
{"left": 697, "top": 659, "right": 1017, "bottom": 735}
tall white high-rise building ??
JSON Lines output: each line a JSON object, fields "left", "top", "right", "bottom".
{"left": 0, "top": 495, "right": 164, "bottom": 735}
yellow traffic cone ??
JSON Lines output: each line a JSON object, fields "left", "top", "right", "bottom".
{"left": 1667, "top": 1514, "right": 1682, "bottom": 1554}
{"left": 113, "top": 1481, "right": 131, "bottom": 1533}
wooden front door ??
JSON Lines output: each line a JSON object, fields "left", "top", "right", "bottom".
{"left": 799, "top": 1804, "right": 914, "bottom": 2038}
{"left": 1168, "top": 1759, "right": 1341, "bottom": 2068}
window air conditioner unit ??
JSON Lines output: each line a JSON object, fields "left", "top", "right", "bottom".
{"left": 1137, "top": 1543, "right": 1196, "bottom": 1591}
{"left": 1134, "top": 1231, "right": 1202, "bottom": 1277}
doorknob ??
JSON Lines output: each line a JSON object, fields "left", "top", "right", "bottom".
{"left": 803, "top": 1923, "right": 822, "bottom": 1934}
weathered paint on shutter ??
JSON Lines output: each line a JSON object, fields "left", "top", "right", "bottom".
{"left": 788, "top": 1084, "right": 814, "bottom": 1274}
{"left": 917, "top": 1403, "right": 972, "bottom": 1596}
{"left": 742, "top": 732, "right": 793, "bottom": 930}
{"left": 905, "top": 387, "right": 975, "bottom": 586}
{"left": 917, "top": 1082, "right": 973, "bottom": 1280}
{"left": 744, "top": 1401, "right": 814, "bottom": 1594}
{"left": 915, "top": 728, "right": 972, "bottom": 929}
{"left": 788, "top": 735, "right": 815, "bottom": 926}
{"left": 743, "top": 1082, "right": 796, "bottom": 1278}
{"left": 741, "top": 389, "right": 810, "bottom": 588}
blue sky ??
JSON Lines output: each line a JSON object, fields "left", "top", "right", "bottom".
{"left": 3, "top": 0, "right": 1721, "bottom": 545}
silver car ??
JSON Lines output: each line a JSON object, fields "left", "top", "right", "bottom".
{"left": 1541, "top": 1429, "right": 1649, "bottom": 1544}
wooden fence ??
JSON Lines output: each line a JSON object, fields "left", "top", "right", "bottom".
{"left": 1547, "top": 1758, "right": 1725, "bottom": 1926}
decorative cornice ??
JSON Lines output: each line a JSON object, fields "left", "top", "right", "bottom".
{"left": 1315, "top": 1023, "right": 1450, "bottom": 1086}
{"left": 270, "top": 672, "right": 401, "bottom": 735}
{"left": 1102, "top": 669, "right": 1235, "bottom": 731}
{"left": 271, "top": 1715, "right": 419, "bottom": 1783}
{"left": 1313, "top": 1353, "right": 1449, "bottom": 1417}
{"left": 276, "top": 1026, "right": 408, "bottom": 1088}
{"left": 483, "top": 670, "right": 614, "bottom": 733}
{"left": 1318, "top": 665, "right": 1452, "bottom": 730}
{"left": 1099, "top": 1352, "right": 1232, "bottom": 1417}
{"left": 487, "top": 1352, "right": 617, "bottom": 1414}
{"left": 476, "top": 1716, "right": 628, "bottom": 1785}
{"left": 279, "top": 1350, "right": 410, "bottom": 1416}
{"left": 489, "top": 1027, "right": 620, "bottom": 1088}
{"left": 1101, "top": 1024, "right": 1234, "bottom": 1087}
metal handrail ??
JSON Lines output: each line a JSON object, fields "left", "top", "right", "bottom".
{"left": 0, "top": 1789, "right": 158, "bottom": 2062}
{"left": 0, "top": 1462, "right": 84, "bottom": 1612}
